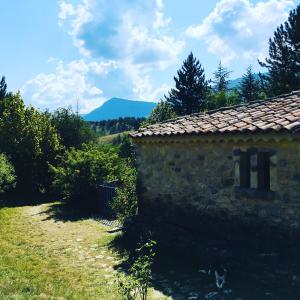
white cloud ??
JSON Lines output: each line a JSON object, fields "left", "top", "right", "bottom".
{"left": 59, "top": 0, "right": 184, "bottom": 66}
{"left": 58, "top": 2, "right": 75, "bottom": 26}
{"left": 21, "top": 59, "right": 115, "bottom": 113}
{"left": 186, "top": 0, "right": 294, "bottom": 64}
{"left": 58, "top": 0, "right": 184, "bottom": 101}
{"left": 153, "top": 0, "right": 171, "bottom": 29}
{"left": 59, "top": 0, "right": 92, "bottom": 56}
{"left": 122, "top": 60, "right": 170, "bottom": 101}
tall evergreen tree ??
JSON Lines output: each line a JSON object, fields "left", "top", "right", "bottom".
{"left": 213, "top": 62, "right": 231, "bottom": 93}
{"left": 259, "top": 4, "right": 300, "bottom": 95}
{"left": 0, "top": 76, "right": 7, "bottom": 101}
{"left": 165, "top": 52, "right": 208, "bottom": 115}
{"left": 239, "top": 66, "right": 260, "bottom": 102}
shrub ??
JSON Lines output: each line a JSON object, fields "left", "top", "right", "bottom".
{"left": 50, "top": 144, "right": 122, "bottom": 201}
{"left": 119, "top": 135, "right": 135, "bottom": 160}
{"left": 0, "top": 154, "right": 15, "bottom": 192}
{"left": 112, "top": 164, "right": 138, "bottom": 224}
{"left": 116, "top": 238, "right": 156, "bottom": 300}
{"left": 142, "top": 101, "right": 176, "bottom": 126}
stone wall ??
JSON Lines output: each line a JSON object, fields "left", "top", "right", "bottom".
{"left": 135, "top": 136, "right": 300, "bottom": 234}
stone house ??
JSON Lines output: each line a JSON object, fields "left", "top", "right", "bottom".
{"left": 130, "top": 91, "right": 300, "bottom": 236}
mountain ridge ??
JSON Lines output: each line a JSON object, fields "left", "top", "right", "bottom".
{"left": 83, "top": 74, "right": 261, "bottom": 121}
{"left": 83, "top": 98, "right": 156, "bottom": 121}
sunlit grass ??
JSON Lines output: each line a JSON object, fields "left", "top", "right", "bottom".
{"left": 0, "top": 204, "right": 120, "bottom": 300}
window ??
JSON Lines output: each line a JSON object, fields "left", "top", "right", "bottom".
{"left": 238, "top": 150, "right": 271, "bottom": 191}
{"left": 257, "top": 152, "right": 270, "bottom": 190}
{"left": 239, "top": 151, "right": 250, "bottom": 188}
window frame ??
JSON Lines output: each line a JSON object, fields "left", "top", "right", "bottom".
{"left": 235, "top": 148, "right": 274, "bottom": 198}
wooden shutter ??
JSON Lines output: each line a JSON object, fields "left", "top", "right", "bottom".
{"left": 257, "top": 152, "right": 270, "bottom": 190}
{"left": 240, "top": 152, "right": 250, "bottom": 188}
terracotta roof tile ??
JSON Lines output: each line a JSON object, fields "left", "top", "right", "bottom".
{"left": 130, "top": 91, "right": 300, "bottom": 138}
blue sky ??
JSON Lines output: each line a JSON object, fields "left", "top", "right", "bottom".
{"left": 0, "top": 0, "right": 298, "bottom": 113}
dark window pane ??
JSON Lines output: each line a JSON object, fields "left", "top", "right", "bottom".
{"left": 257, "top": 152, "right": 270, "bottom": 190}
{"left": 240, "top": 152, "right": 250, "bottom": 188}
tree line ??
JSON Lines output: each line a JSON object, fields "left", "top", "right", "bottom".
{"left": 0, "top": 80, "right": 97, "bottom": 194}
{"left": 90, "top": 117, "right": 145, "bottom": 136}
{"left": 0, "top": 77, "right": 136, "bottom": 224}
{"left": 144, "top": 4, "right": 300, "bottom": 125}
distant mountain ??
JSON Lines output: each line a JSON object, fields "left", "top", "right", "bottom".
{"left": 228, "top": 77, "right": 242, "bottom": 90}
{"left": 83, "top": 98, "right": 156, "bottom": 121}
{"left": 228, "top": 73, "right": 261, "bottom": 90}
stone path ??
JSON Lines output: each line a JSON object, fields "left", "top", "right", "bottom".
{"left": 23, "top": 203, "right": 300, "bottom": 299}
{"left": 27, "top": 204, "right": 124, "bottom": 287}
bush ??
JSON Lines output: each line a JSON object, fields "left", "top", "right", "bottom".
{"left": 206, "top": 90, "right": 240, "bottom": 110}
{"left": 142, "top": 101, "right": 176, "bottom": 126}
{"left": 116, "top": 238, "right": 156, "bottom": 300}
{"left": 50, "top": 144, "right": 122, "bottom": 201}
{"left": 0, "top": 154, "right": 15, "bottom": 192}
{"left": 112, "top": 164, "right": 138, "bottom": 224}
{"left": 119, "top": 135, "right": 135, "bottom": 160}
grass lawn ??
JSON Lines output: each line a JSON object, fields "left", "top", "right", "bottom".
{"left": 4, "top": 201, "right": 300, "bottom": 299}
{"left": 0, "top": 201, "right": 167, "bottom": 300}
{"left": 97, "top": 132, "right": 130, "bottom": 145}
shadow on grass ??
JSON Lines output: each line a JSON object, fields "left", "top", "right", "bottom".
{"left": 38, "top": 199, "right": 116, "bottom": 223}
{"left": 0, "top": 192, "right": 55, "bottom": 209}
{"left": 108, "top": 220, "right": 300, "bottom": 300}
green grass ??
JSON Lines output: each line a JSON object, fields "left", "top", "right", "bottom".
{"left": 0, "top": 202, "right": 169, "bottom": 300}
{"left": 0, "top": 203, "right": 121, "bottom": 300}
{"left": 97, "top": 132, "right": 130, "bottom": 145}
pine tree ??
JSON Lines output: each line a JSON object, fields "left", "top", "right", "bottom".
{"left": 239, "top": 66, "right": 260, "bottom": 102}
{"left": 213, "top": 62, "right": 231, "bottom": 93}
{"left": 165, "top": 52, "right": 208, "bottom": 115}
{"left": 0, "top": 76, "right": 7, "bottom": 101}
{"left": 259, "top": 4, "right": 300, "bottom": 95}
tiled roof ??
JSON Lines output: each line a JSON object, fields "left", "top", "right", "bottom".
{"left": 130, "top": 91, "right": 300, "bottom": 138}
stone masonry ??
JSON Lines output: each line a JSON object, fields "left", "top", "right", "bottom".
{"left": 135, "top": 136, "right": 300, "bottom": 231}
{"left": 131, "top": 92, "right": 300, "bottom": 236}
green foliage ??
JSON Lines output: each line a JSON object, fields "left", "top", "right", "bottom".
{"left": 226, "top": 90, "right": 240, "bottom": 106}
{"left": 90, "top": 117, "right": 145, "bottom": 136}
{"left": 259, "top": 4, "right": 300, "bottom": 95}
{"left": 50, "top": 144, "right": 122, "bottom": 201}
{"left": 142, "top": 101, "right": 176, "bottom": 126}
{"left": 130, "top": 239, "right": 156, "bottom": 300}
{"left": 119, "top": 135, "right": 135, "bottom": 160}
{"left": 205, "top": 63, "right": 237, "bottom": 110}
{"left": 51, "top": 107, "right": 96, "bottom": 149}
{"left": 211, "top": 91, "right": 227, "bottom": 108}
{"left": 112, "top": 164, "right": 137, "bottom": 225}
{"left": 0, "top": 153, "right": 15, "bottom": 192}
{"left": 165, "top": 52, "right": 209, "bottom": 115}
{"left": 116, "top": 238, "right": 156, "bottom": 300}
{"left": 239, "top": 66, "right": 260, "bottom": 102}
{"left": 0, "top": 93, "right": 61, "bottom": 192}
{"left": 116, "top": 273, "right": 139, "bottom": 300}
{"left": 213, "top": 62, "right": 232, "bottom": 93}
{"left": 206, "top": 89, "right": 240, "bottom": 110}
